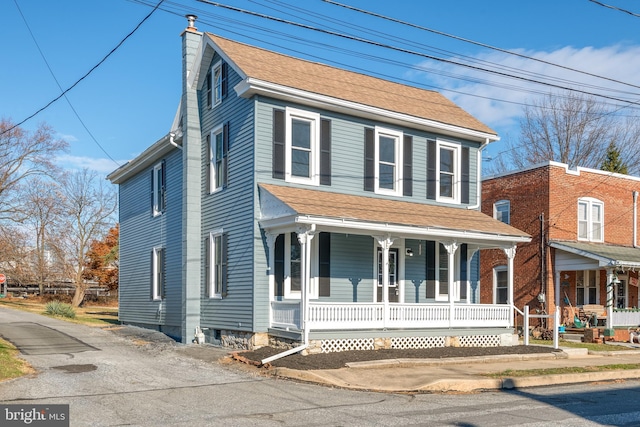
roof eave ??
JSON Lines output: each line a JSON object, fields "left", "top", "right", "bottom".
{"left": 260, "top": 214, "right": 530, "bottom": 247}
{"left": 107, "top": 134, "right": 177, "bottom": 184}
{"left": 236, "top": 78, "right": 499, "bottom": 144}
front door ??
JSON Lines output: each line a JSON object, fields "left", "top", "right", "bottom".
{"left": 377, "top": 248, "right": 399, "bottom": 303}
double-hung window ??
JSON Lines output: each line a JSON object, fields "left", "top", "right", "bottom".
{"left": 212, "top": 61, "right": 223, "bottom": 106}
{"left": 152, "top": 247, "right": 164, "bottom": 300}
{"left": 438, "top": 142, "right": 459, "bottom": 202}
{"left": 208, "top": 124, "right": 228, "bottom": 192}
{"left": 494, "top": 200, "right": 510, "bottom": 224}
{"left": 152, "top": 161, "right": 166, "bottom": 216}
{"left": 374, "top": 127, "right": 403, "bottom": 195}
{"left": 207, "top": 230, "right": 227, "bottom": 298}
{"left": 493, "top": 266, "right": 508, "bottom": 304}
{"left": 576, "top": 270, "right": 598, "bottom": 305}
{"left": 285, "top": 108, "right": 320, "bottom": 185}
{"left": 578, "top": 198, "right": 603, "bottom": 242}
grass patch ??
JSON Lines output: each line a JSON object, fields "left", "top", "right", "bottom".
{"left": 527, "top": 338, "right": 636, "bottom": 352}
{"left": 0, "top": 298, "right": 118, "bottom": 327}
{"left": 485, "top": 363, "right": 640, "bottom": 378}
{"left": 0, "top": 338, "right": 33, "bottom": 382}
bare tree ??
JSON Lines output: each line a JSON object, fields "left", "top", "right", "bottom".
{"left": 22, "top": 177, "right": 64, "bottom": 295}
{"left": 55, "top": 169, "right": 117, "bottom": 307}
{"left": 0, "top": 119, "right": 68, "bottom": 221}
{"left": 486, "top": 92, "right": 640, "bottom": 175}
{"left": 0, "top": 225, "right": 32, "bottom": 291}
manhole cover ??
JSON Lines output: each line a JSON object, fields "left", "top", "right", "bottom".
{"left": 52, "top": 364, "right": 97, "bottom": 373}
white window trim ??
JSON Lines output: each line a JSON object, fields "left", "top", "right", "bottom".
{"left": 283, "top": 232, "right": 319, "bottom": 300}
{"left": 436, "top": 140, "right": 461, "bottom": 203}
{"left": 208, "top": 229, "right": 224, "bottom": 299}
{"left": 209, "top": 124, "right": 224, "bottom": 194}
{"left": 576, "top": 269, "right": 600, "bottom": 305}
{"left": 152, "top": 162, "right": 163, "bottom": 217}
{"left": 212, "top": 60, "right": 222, "bottom": 107}
{"left": 493, "top": 265, "right": 508, "bottom": 304}
{"left": 494, "top": 200, "right": 510, "bottom": 224}
{"left": 374, "top": 126, "right": 403, "bottom": 196}
{"left": 285, "top": 107, "right": 320, "bottom": 186}
{"left": 578, "top": 197, "right": 604, "bottom": 242}
{"left": 152, "top": 246, "right": 164, "bottom": 301}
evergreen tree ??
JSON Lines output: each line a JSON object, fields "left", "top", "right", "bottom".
{"left": 601, "top": 141, "right": 628, "bottom": 174}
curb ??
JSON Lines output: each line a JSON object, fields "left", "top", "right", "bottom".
{"left": 345, "top": 352, "right": 566, "bottom": 369}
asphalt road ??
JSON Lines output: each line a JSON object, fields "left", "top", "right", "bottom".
{"left": 2, "top": 306, "right": 640, "bottom": 426}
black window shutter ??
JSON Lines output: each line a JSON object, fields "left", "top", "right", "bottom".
{"left": 461, "top": 147, "right": 470, "bottom": 204}
{"left": 205, "top": 134, "right": 211, "bottom": 193}
{"left": 160, "top": 160, "right": 167, "bottom": 212}
{"left": 319, "top": 232, "right": 330, "bottom": 297}
{"left": 425, "top": 241, "right": 436, "bottom": 299}
{"left": 320, "top": 119, "right": 331, "bottom": 186}
{"left": 403, "top": 135, "right": 413, "bottom": 196}
{"left": 274, "top": 234, "right": 284, "bottom": 297}
{"left": 221, "top": 233, "right": 228, "bottom": 297}
{"left": 221, "top": 62, "right": 228, "bottom": 99}
{"left": 364, "top": 128, "right": 374, "bottom": 191}
{"left": 272, "top": 109, "right": 285, "bottom": 179}
{"left": 459, "top": 244, "right": 468, "bottom": 299}
{"left": 204, "top": 236, "right": 210, "bottom": 297}
{"left": 426, "top": 139, "right": 436, "bottom": 200}
{"left": 223, "top": 122, "right": 230, "bottom": 187}
{"left": 150, "top": 168, "right": 155, "bottom": 212}
{"left": 150, "top": 250, "right": 154, "bottom": 300}
{"left": 206, "top": 70, "right": 212, "bottom": 108}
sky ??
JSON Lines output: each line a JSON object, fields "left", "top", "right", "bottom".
{"left": 2, "top": 0, "right": 640, "bottom": 179}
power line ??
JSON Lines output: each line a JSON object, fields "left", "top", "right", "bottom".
{"left": 588, "top": 0, "right": 640, "bottom": 18}
{"left": 195, "top": 0, "right": 640, "bottom": 108}
{"left": 1, "top": 0, "right": 166, "bottom": 137}
{"left": 12, "top": 0, "right": 120, "bottom": 166}
{"left": 324, "top": 0, "right": 640, "bottom": 92}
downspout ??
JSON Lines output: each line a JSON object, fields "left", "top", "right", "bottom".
{"left": 169, "top": 132, "right": 183, "bottom": 150}
{"left": 468, "top": 138, "right": 491, "bottom": 210}
{"left": 634, "top": 191, "right": 638, "bottom": 248}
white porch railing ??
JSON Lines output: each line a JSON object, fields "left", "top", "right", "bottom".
{"left": 272, "top": 302, "right": 512, "bottom": 330}
{"left": 612, "top": 310, "right": 640, "bottom": 327}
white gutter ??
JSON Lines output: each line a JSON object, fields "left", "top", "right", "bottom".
{"left": 634, "top": 191, "right": 638, "bottom": 248}
{"left": 169, "top": 132, "right": 182, "bottom": 150}
{"left": 468, "top": 137, "right": 491, "bottom": 210}
{"left": 261, "top": 344, "right": 308, "bottom": 365}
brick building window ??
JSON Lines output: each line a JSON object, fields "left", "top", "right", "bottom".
{"left": 578, "top": 198, "right": 603, "bottom": 242}
{"left": 494, "top": 200, "right": 510, "bottom": 224}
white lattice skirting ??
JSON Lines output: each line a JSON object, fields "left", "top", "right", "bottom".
{"left": 317, "top": 334, "right": 502, "bottom": 353}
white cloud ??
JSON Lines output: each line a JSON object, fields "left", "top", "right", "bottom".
{"left": 55, "top": 154, "right": 126, "bottom": 175}
{"left": 411, "top": 44, "right": 640, "bottom": 133}
{"left": 55, "top": 133, "right": 79, "bottom": 143}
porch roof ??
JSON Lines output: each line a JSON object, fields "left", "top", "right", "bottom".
{"left": 550, "top": 240, "right": 640, "bottom": 269}
{"left": 259, "top": 184, "right": 530, "bottom": 246}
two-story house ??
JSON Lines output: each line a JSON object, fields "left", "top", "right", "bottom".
{"left": 482, "top": 162, "right": 640, "bottom": 331}
{"left": 108, "top": 16, "right": 530, "bottom": 353}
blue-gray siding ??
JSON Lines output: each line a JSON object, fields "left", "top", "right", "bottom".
{"left": 118, "top": 148, "right": 183, "bottom": 336}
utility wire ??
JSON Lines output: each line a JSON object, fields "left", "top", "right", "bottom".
{"left": 324, "top": 0, "right": 640, "bottom": 92}
{"left": 1, "top": 0, "right": 165, "bottom": 137}
{"left": 12, "top": 0, "right": 119, "bottom": 166}
{"left": 195, "top": 0, "right": 640, "bottom": 107}
{"left": 588, "top": 0, "right": 640, "bottom": 18}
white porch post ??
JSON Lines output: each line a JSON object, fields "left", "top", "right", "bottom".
{"left": 503, "top": 245, "right": 517, "bottom": 327}
{"left": 375, "top": 235, "right": 395, "bottom": 327}
{"left": 442, "top": 242, "right": 458, "bottom": 327}
{"left": 265, "top": 232, "right": 277, "bottom": 327}
{"left": 297, "top": 226, "right": 315, "bottom": 345}
{"left": 606, "top": 268, "right": 615, "bottom": 330}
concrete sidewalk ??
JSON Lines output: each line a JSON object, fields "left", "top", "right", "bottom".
{"left": 265, "top": 346, "right": 640, "bottom": 393}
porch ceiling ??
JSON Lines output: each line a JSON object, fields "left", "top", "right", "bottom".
{"left": 550, "top": 240, "right": 640, "bottom": 269}
{"left": 258, "top": 184, "right": 530, "bottom": 247}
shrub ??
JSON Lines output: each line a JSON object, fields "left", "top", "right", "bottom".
{"left": 44, "top": 301, "right": 76, "bottom": 319}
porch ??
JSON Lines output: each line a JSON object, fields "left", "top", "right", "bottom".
{"left": 271, "top": 301, "right": 511, "bottom": 330}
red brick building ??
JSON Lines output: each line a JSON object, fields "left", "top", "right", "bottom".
{"left": 481, "top": 162, "right": 640, "bottom": 328}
